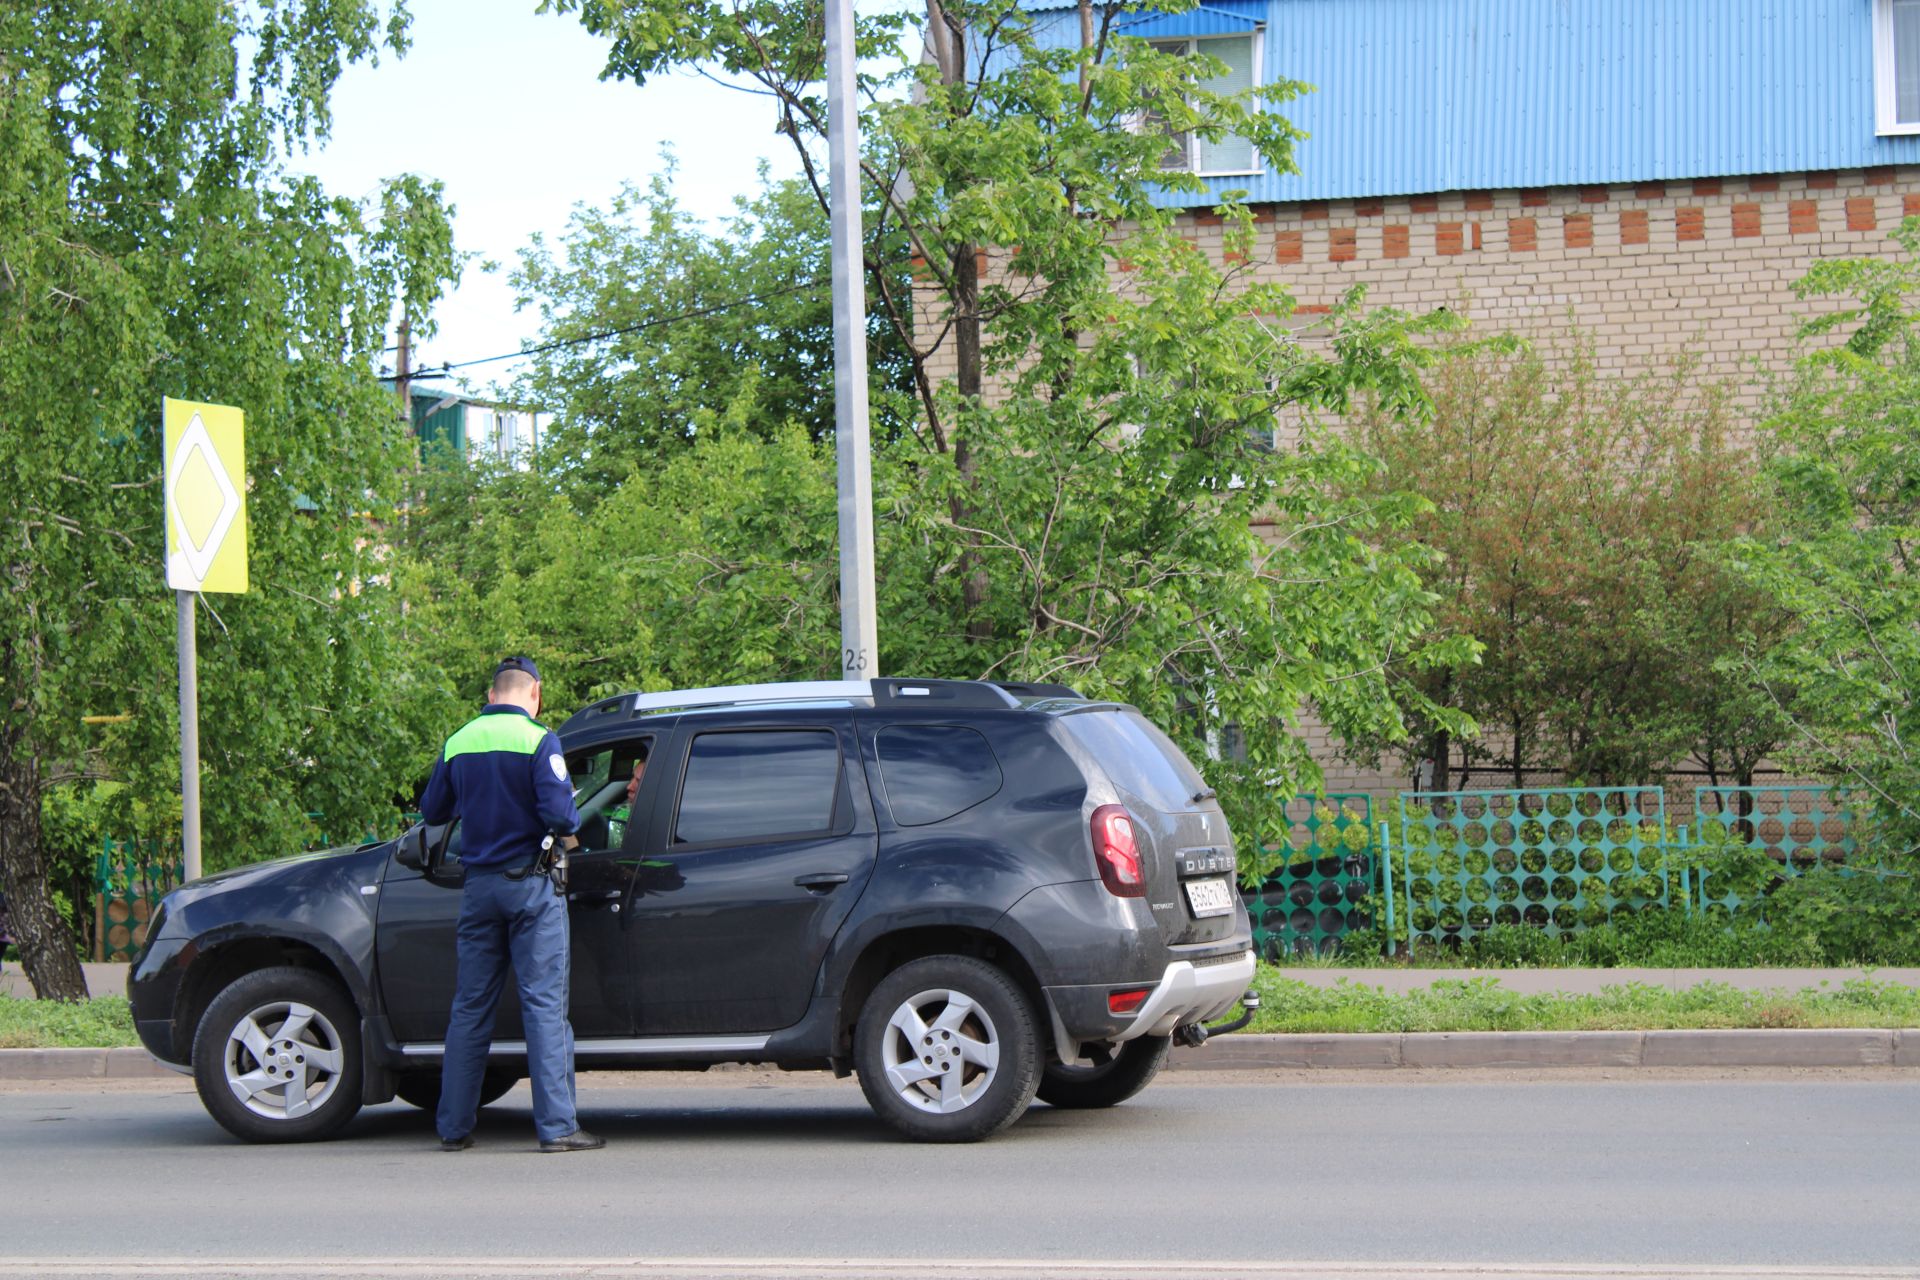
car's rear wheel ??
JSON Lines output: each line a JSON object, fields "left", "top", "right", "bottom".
{"left": 394, "top": 1069, "right": 521, "bottom": 1113}
{"left": 853, "top": 955, "right": 1041, "bottom": 1143}
{"left": 192, "top": 965, "right": 363, "bottom": 1143}
{"left": 1036, "top": 1034, "right": 1171, "bottom": 1109}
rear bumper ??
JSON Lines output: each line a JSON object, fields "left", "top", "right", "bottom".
{"left": 1043, "top": 948, "right": 1255, "bottom": 1059}
{"left": 1115, "top": 950, "right": 1256, "bottom": 1040}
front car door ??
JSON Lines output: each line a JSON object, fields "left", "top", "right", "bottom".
{"left": 622, "top": 716, "right": 879, "bottom": 1036}
{"left": 555, "top": 733, "right": 660, "bottom": 1035}
{"left": 373, "top": 732, "right": 657, "bottom": 1045}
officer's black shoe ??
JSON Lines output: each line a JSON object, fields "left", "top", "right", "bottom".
{"left": 439, "top": 1133, "right": 476, "bottom": 1152}
{"left": 539, "top": 1128, "right": 605, "bottom": 1153}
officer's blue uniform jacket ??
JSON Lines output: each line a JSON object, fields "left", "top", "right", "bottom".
{"left": 419, "top": 705, "right": 580, "bottom": 869}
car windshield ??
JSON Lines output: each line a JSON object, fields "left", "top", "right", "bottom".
{"left": 1057, "top": 708, "right": 1209, "bottom": 812}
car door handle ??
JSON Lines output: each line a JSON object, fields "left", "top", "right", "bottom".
{"left": 569, "top": 889, "right": 622, "bottom": 905}
{"left": 794, "top": 873, "right": 849, "bottom": 892}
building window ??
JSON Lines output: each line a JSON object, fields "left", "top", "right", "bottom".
{"left": 1147, "top": 33, "right": 1262, "bottom": 176}
{"left": 1875, "top": 0, "right": 1920, "bottom": 135}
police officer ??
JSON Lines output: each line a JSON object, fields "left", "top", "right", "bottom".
{"left": 419, "top": 656, "right": 603, "bottom": 1153}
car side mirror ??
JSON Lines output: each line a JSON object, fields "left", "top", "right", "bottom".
{"left": 394, "top": 825, "right": 428, "bottom": 871}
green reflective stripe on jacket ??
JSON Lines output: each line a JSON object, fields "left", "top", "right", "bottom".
{"left": 442, "top": 712, "right": 550, "bottom": 761}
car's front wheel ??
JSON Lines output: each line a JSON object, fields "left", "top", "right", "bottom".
{"left": 853, "top": 955, "right": 1041, "bottom": 1143}
{"left": 191, "top": 965, "right": 364, "bottom": 1143}
{"left": 1036, "top": 1034, "right": 1171, "bottom": 1109}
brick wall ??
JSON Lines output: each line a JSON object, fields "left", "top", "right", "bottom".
{"left": 912, "top": 167, "right": 1920, "bottom": 801}
{"left": 1220, "top": 168, "right": 1918, "bottom": 412}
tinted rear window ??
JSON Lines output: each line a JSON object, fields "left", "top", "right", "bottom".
{"left": 876, "top": 725, "right": 1004, "bottom": 826}
{"left": 1058, "top": 709, "right": 1209, "bottom": 812}
{"left": 674, "top": 730, "right": 840, "bottom": 844}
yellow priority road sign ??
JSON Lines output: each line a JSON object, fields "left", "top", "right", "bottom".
{"left": 163, "top": 397, "right": 248, "bottom": 594}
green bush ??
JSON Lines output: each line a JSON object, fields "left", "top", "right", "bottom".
{"left": 1767, "top": 869, "right": 1920, "bottom": 966}
{"left": 1564, "top": 907, "right": 1825, "bottom": 968}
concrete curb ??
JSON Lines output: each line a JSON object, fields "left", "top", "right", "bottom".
{"left": 1169, "top": 1027, "right": 1919, "bottom": 1070}
{"left": 3, "top": 1030, "right": 1914, "bottom": 1082}
{"left": 0, "top": 1048, "right": 176, "bottom": 1081}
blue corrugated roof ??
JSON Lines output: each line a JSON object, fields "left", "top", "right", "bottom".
{"left": 1021, "top": 0, "right": 1920, "bottom": 203}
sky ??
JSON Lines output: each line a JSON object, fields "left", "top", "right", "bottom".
{"left": 292, "top": 0, "right": 802, "bottom": 398}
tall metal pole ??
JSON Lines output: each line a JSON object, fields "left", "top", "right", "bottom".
{"left": 827, "top": 0, "right": 879, "bottom": 681}
{"left": 177, "top": 590, "right": 202, "bottom": 882}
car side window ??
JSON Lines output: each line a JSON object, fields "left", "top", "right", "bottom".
{"left": 673, "top": 729, "right": 840, "bottom": 846}
{"left": 876, "top": 725, "right": 1003, "bottom": 826}
{"left": 567, "top": 737, "right": 654, "bottom": 853}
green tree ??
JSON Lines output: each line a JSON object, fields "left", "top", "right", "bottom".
{"left": 1732, "top": 220, "right": 1920, "bottom": 856}
{"left": 515, "top": 0, "right": 1474, "bottom": 856}
{"left": 504, "top": 163, "right": 914, "bottom": 500}
{"left": 399, "top": 423, "right": 846, "bottom": 712}
{"left": 0, "top": 2, "right": 459, "bottom": 997}
{"left": 1353, "top": 336, "right": 1782, "bottom": 791}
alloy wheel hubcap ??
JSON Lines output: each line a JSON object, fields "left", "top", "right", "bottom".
{"left": 223, "top": 1000, "right": 344, "bottom": 1121}
{"left": 880, "top": 987, "right": 1000, "bottom": 1114}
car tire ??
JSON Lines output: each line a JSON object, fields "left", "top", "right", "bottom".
{"left": 191, "top": 965, "right": 364, "bottom": 1144}
{"left": 853, "top": 955, "right": 1041, "bottom": 1143}
{"left": 1036, "top": 1034, "right": 1171, "bottom": 1109}
{"left": 394, "top": 1069, "right": 521, "bottom": 1113}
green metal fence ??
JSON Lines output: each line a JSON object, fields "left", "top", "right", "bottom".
{"left": 1243, "top": 794, "right": 1377, "bottom": 960}
{"left": 1688, "top": 785, "right": 1879, "bottom": 917}
{"left": 1398, "top": 786, "right": 1671, "bottom": 949}
{"left": 93, "top": 837, "right": 183, "bottom": 961}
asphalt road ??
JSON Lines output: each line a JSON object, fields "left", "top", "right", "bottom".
{"left": 1, "top": 1070, "right": 1916, "bottom": 1280}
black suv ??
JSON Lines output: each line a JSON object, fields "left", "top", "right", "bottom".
{"left": 129, "top": 678, "right": 1255, "bottom": 1143}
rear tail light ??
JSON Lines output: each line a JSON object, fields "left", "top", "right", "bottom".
{"left": 1108, "top": 988, "right": 1149, "bottom": 1015}
{"left": 1091, "top": 803, "right": 1145, "bottom": 898}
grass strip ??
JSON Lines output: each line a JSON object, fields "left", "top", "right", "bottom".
{"left": 0, "top": 995, "right": 139, "bottom": 1049}
{"left": 1246, "top": 969, "right": 1920, "bottom": 1033}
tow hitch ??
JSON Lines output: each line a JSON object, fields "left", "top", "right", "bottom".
{"left": 1173, "top": 987, "right": 1261, "bottom": 1048}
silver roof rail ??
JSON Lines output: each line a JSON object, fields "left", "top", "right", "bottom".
{"left": 628, "top": 679, "right": 874, "bottom": 715}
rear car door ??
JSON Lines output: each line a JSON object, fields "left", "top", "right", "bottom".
{"left": 621, "top": 716, "right": 878, "bottom": 1035}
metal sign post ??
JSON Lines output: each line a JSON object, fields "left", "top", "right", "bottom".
{"left": 826, "top": 0, "right": 879, "bottom": 680}
{"left": 163, "top": 397, "right": 249, "bottom": 882}
{"left": 176, "top": 593, "right": 200, "bottom": 883}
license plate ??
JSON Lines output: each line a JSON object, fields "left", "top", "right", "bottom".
{"left": 1184, "top": 877, "right": 1234, "bottom": 918}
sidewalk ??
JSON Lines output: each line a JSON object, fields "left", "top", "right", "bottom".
{"left": 0, "top": 961, "right": 129, "bottom": 1000}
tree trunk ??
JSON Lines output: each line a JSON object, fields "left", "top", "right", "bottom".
{"left": 952, "top": 242, "right": 991, "bottom": 644}
{"left": 0, "top": 731, "right": 90, "bottom": 1001}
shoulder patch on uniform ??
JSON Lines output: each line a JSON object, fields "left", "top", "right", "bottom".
{"left": 550, "top": 753, "right": 568, "bottom": 781}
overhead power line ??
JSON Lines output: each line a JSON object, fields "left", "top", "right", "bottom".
{"left": 411, "top": 275, "right": 835, "bottom": 379}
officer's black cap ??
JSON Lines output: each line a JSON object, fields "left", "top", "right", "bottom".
{"left": 493, "top": 655, "right": 541, "bottom": 684}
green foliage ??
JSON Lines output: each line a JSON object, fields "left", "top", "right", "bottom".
{"left": 1353, "top": 335, "right": 1784, "bottom": 790}
{"left": 503, "top": 1, "right": 1475, "bottom": 863}
{"left": 1730, "top": 218, "right": 1920, "bottom": 859}
{"left": 0, "top": 995, "right": 138, "bottom": 1049}
{"left": 0, "top": 1, "right": 462, "bottom": 993}
{"left": 1245, "top": 972, "right": 1920, "bottom": 1034}
{"left": 399, "top": 424, "right": 848, "bottom": 710}
{"left": 508, "top": 164, "right": 915, "bottom": 494}
{"left": 1765, "top": 869, "right": 1920, "bottom": 967}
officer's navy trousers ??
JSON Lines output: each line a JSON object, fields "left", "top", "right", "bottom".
{"left": 437, "top": 867, "right": 577, "bottom": 1143}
